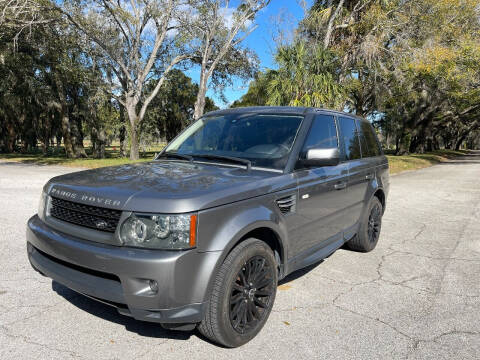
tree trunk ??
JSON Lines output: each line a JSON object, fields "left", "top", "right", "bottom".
{"left": 56, "top": 133, "right": 62, "bottom": 148}
{"left": 323, "top": 0, "right": 345, "bottom": 48}
{"left": 455, "top": 134, "right": 467, "bottom": 150}
{"left": 42, "top": 139, "right": 48, "bottom": 154}
{"left": 5, "top": 120, "right": 16, "bottom": 153}
{"left": 96, "top": 129, "right": 106, "bottom": 159}
{"left": 119, "top": 104, "right": 127, "bottom": 157}
{"left": 20, "top": 113, "right": 31, "bottom": 152}
{"left": 60, "top": 108, "right": 75, "bottom": 158}
{"left": 91, "top": 128, "right": 98, "bottom": 158}
{"left": 396, "top": 141, "right": 409, "bottom": 155}
{"left": 396, "top": 126, "right": 410, "bottom": 155}
{"left": 194, "top": 76, "right": 208, "bottom": 120}
{"left": 53, "top": 73, "right": 75, "bottom": 158}
{"left": 91, "top": 127, "right": 106, "bottom": 159}
{"left": 70, "top": 117, "right": 87, "bottom": 158}
{"left": 426, "top": 138, "right": 433, "bottom": 152}
{"left": 119, "top": 126, "right": 127, "bottom": 157}
{"left": 130, "top": 125, "right": 139, "bottom": 160}
{"left": 126, "top": 98, "right": 140, "bottom": 160}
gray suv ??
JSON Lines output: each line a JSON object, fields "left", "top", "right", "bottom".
{"left": 27, "top": 107, "right": 389, "bottom": 347}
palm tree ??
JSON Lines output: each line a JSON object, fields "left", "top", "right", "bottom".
{"left": 267, "top": 42, "right": 345, "bottom": 109}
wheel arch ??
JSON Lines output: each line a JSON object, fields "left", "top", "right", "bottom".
{"left": 235, "top": 227, "right": 285, "bottom": 273}
{"left": 363, "top": 175, "right": 386, "bottom": 215}
{"left": 217, "top": 223, "right": 287, "bottom": 279}
{"left": 373, "top": 188, "right": 386, "bottom": 213}
{"left": 202, "top": 221, "right": 288, "bottom": 306}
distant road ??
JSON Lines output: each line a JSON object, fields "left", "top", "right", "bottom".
{"left": 1, "top": 152, "right": 479, "bottom": 359}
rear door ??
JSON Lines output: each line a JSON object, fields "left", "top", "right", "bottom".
{"left": 337, "top": 117, "right": 375, "bottom": 233}
{"left": 292, "top": 114, "right": 350, "bottom": 258}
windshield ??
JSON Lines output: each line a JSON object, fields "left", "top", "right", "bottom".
{"left": 164, "top": 113, "right": 304, "bottom": 170}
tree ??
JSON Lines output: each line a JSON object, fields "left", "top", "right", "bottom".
{"left": 230, "top": 71, "right": 273, "bottom": 107}
{"left": 183, "top": 0, "right": 269, "bottom": 119}
{"left": 299, "top": 0, "right": 398, "bottom": 116}
{"left": 238, "top": 0, "right": 480, "bottom": 152}
{"left": 0, "top": 0, "right": 53, "bottom": 41}
{"left": 266, "top": 41, "right": 344, "bottom": 108}
{"left": 375, "top": 0, "right": 480, "bottom": 153}
{"left": 142, "top": 70, "right": 218, "bottom": 142}
{"left": 0, "top": 9, "right": 119, "bottom": 158}
{"left": 54, "top": 0, "right": 192, "bottom": 159}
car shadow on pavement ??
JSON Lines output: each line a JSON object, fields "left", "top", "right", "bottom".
{"left": 278, "top": 260, "right": 324, "bottom": 285}
{"left": 50, "top": 260, "right": 328, "bottom": 344}
{"left": 52, "top": 281, "right": 193, "bottom": 341}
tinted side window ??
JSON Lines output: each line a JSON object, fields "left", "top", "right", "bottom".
{"left": 358, "top": 121, "right": 381, "bottom": 157}
{"left": 300, "top": 115, "right": 338, "bottom": 158}
{"left": 338, "top": 117, "right": 361, "bottom": 160}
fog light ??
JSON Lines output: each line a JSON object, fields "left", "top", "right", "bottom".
{"left": 149, "top": 280, "right": 158, "bottom": 293}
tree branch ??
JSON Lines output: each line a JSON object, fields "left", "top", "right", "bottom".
{"left": 138, "top": 54, "right": 189, "bottom": 121}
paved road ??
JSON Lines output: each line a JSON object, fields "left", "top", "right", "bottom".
{"left": 1, "top": 153, "right": 479, "bottom": 359}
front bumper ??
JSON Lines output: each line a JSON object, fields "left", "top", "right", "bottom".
{"left": 26, "top": 215, "right": 222, "bottom": 324}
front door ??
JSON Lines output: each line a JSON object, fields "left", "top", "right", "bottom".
{"left": 292, "top": 114, "right": 351, "bottom": 258}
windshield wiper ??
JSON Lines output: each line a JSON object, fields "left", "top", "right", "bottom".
{"left": 192, "top": 154, "right": 251, "bottom": 171}
{"left": 156, "top": 152, "right": 193, "bottom": 162}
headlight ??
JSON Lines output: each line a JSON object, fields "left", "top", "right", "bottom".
{"left": 38, "top": 191, "right": 47, "bottom": 220}
{"left": 120, "top": 213, "right": 197, "bottom": 249}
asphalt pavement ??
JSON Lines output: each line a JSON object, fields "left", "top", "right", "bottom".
{"left": 1, "top": 152, "right": 479, "bottom": 359}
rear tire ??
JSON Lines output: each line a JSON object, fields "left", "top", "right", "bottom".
{"left": 348, "top": 196, "right": 383, "bottom": 252}
{"left": 198, "top": 238, "right": 277, "bottom": 347}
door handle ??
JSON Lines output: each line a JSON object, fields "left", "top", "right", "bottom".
{"left": 365, "top": 173, "right": 374, "bottom": 180}
{"left": 334, "top": 182, "right": 347, "bottom": 190}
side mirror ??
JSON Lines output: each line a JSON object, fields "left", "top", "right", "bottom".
{"left": 301, "top": 148, "right": 340, "bottom": 167}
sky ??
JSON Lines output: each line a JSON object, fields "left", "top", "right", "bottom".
{"left": 186, "top": 0, "right": 314, "bottom": 108}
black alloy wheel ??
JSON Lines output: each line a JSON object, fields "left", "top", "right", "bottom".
{"left": 198, "top": 238, "right": 278, "bottom": 347}
{"left": 367, "top": 203, "right": 382, "bottom": 244}
{"left": 347, "top": 196, "right": 383, "bottom": 252}
{"left": 229, "top": 256, "right": 275, "bottom": 334}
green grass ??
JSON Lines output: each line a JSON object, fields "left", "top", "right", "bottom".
{"left": 0, "top": 144, "right": 165, "bottom": 168}
{"left": 0, "top": 146, "right": 468, "bottom": 174}
{"left": 386, "top": 149, "right": 468, "bottom": 175}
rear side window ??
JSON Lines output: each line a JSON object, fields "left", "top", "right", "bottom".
{"left": 300, "top": 115, "right": 338, "bottom": 158}
{"left": 358, "top": 121, "right": 381, "bottom": 157}
{"left": 338, "top": 117, "right": 361, "bottom": 160}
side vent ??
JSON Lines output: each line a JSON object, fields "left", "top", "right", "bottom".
{"left": 276, "top": 195, "right": 296, "bottom": 215}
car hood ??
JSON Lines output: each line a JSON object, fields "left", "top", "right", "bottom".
{"left": 45, "top": 161, "right": 296, "bottom": 213}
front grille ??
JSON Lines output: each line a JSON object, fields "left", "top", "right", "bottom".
{"left": 50, "top": 196, "right": 121, "bottom": 232}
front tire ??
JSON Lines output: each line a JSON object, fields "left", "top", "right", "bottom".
{"left": 198, "top": 238, "right": 277, "bottom": 347}
{"left": 348, "top": 196, "right": 383, "bottom": 252}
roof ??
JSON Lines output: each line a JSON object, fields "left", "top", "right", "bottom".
{"left": 205, "top": 106, "right": 309, "bottom": 116}
{"left": 204, "top": 106, "right": 367, "bottom": 121}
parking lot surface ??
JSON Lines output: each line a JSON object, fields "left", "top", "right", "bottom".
{"left": 1, "top": 153, "right": 479, "bottom": 359}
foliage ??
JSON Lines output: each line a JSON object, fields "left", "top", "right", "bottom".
{"left": 236, "top": 0, "right": 480, "bottom": 152}
{"left": 140, "top": 69, "right": 218, "bottom": 144}
{"left": 50, "top": 0, "right": 195, "bottom": 160}
{"left": 0, "top": 8, "right": 217, "bottom": 158}
{"left": 266, "top": 42, "right": 344, "bottom": 108}
{"left": 0, "top": 0, "right": 260, "bottom": 158}
{"left": 231, "top": 71, "right": 274, "bottom": 107}
{"left": 0, "top": 18, "right": 102, "bottom": 157}
{"left": 182, "top": 0, "right": 268, "bottom": 119}
{"left": 2, "top": 0, "right": 480, "bottom": 160}
{"left": 0, "top": 0, "right": 54, "bottom": 42}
